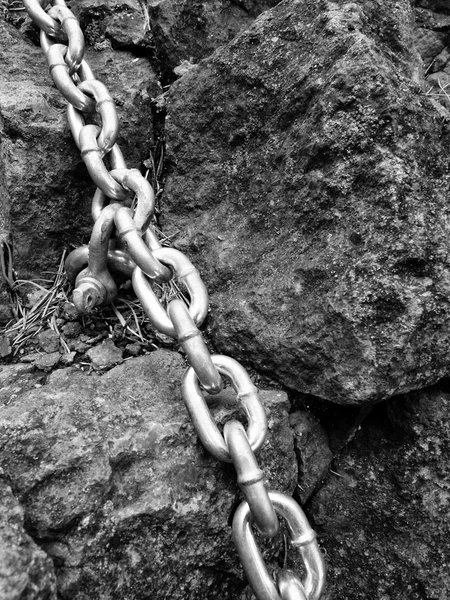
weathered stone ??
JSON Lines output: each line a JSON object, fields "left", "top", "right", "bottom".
{"left": 0, "top": 351, "right": 297, "bottom": 599}
{"left": 164, "top": 0, "right": 450, "bottom": 404}
{"left": 0, "top": 16, "right": 161, "bottom": 279}
{"left": 310, "top": 383, "right": 450, "bottom": 599}
{"left": 37, "top": 330, "right": 60, "bottom": 354}
{"left": 61, "top": 322, "right": 82, "bottom": 339}
{"left": 0, "top": 363, "right": 40, "bottom": 405}
{"left": 35, "top": 351, "right": 61, "bottom": 372}
{"left": 86, "top": 338, "right": 124, "bottom": 369}
{"left": 289, "top": 410, "right": 333, "bottom": 504}
{"left": 147, "top": 0, "right": 281, "bottom": 76}
{"left": 0, "top": 479, "right": 57, "bottom": 600}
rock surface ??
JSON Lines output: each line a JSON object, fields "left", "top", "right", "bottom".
{"left": 0, "top": 479, "right": 57, "bottom": 600}
{"left": 0, "top": 350, "right": 299, "bottom": 599}
{"left": 310, "top": 383, "right": 450, "bottom": 599}
{"left": 163, "top": 0, "right": 450, "bottom": 405}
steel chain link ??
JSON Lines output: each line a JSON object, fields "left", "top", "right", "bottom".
{"left": 21, "top": 1, "right": 327, "bottom": 597}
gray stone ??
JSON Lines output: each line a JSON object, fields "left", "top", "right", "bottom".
{"left": 310, "top": 383, "right": 450, "bottom": 599}
{"left": 37, "top": 330, "right": 60, "bottom": 354}
{"left": 164, "top": 0, "right": 450, "bottom": 404}
{"left": 0, "top": 350, "right": 297, "bottom": 599}
{"left": 0, "top": 479, "right": 57, "bottom": 600}
{"left": 289, "top": 410, "right": 333, "bottom": 504}
{"left": 34, "top": 351, "right": 61, "bottom": 372}
{"left": 86, "top": 338, "right": 124, "bottom": 370}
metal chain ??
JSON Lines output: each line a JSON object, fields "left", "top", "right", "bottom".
{"left": 21, "top": 1, "right": 327, "bottom": 598}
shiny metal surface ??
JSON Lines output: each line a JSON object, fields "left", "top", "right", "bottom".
{"left": 132, "top": 247, "right": 209, "bottom": 337}
{"left": 232, "top": 492, "right": 326, "bottom": 600}
{"left": 73, "top": 204, "right": 119, "bottom": 312}
{"left": 110, "top": 168, "right": 155, "bottom": 231}
{"left": 65, "top": 245, "right": 136, "bottom": 282}
{"left": 167, "top": 299, "right": 223, "bottom": 394}
{"left": 115, "top": 207, "right": 171, "bottom": 282}
{"left": 46, "top": 44, "right": 95, "bottom": 111}
{"left": 47, "top": 4, "right": 84, "bottom": 74}
{"left": 78, "top": 80, "right": 119, "bottom": 153}
{"left": 182, "top": 355, "right": 267, "bottom": 462}
{"left": 79, "top": 125, "right": 130, "bottom": 200}
{"left": 23, "top": 0, "right": 66, "bottom": 39}
{"left": 224, "top": 420, "right": 279, "bottom": 538}
{"left": 276, "top": 570, "right": 308, "bottom": 600}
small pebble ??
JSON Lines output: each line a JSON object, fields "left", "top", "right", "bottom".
{"left": 35, "top": 351, "right": 60, "bottom": 371}
{"left": 61, "top": 302, "right": 79, "bottom": 322}
{"left": 62, "top": 322, "right": 82, "bottom": 338}
{"left": 37, "top": 329, "right": 60, "bottom": 353}
{"left": 86, "top": 339, "right": 124, "bottom": 370}
{"left": 125, "top": 343, "right": 142, "bottom": 356}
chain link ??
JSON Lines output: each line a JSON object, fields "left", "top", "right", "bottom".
{"left": 21, "top": 1, "right": 327, "bottom": 597}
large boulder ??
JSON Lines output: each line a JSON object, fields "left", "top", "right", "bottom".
{"left": 163, "top": 0, "right": 450, "bottom": 405}
{"left": 310, "top": 383, "right": 450, "bottom": 599}
{"left": 0, "top": 350, "right": 299, "bottom": 599}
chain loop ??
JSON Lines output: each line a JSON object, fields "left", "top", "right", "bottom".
{"left": 47, "top": 4, "right": 84, "bottom": 74}
{"left": 79, "top": 125, "right": 130, "bottom": 199}
{"left": 115, "top": 208, "right": 172, "bottom": 283}
{"left": 276, "top": 570, "right": 308, "bottom": 600}
{"left": 45, "top": 44, "right": 96, "bottom": 111}
{"left": 167, "top": 299, "right": 223, "bottom": 394}
{"left": 110, "top": 169, "right": 155, "bottom": 230}
{"left": 23, "top": 0, "right": 67, "bottom": 40}
{"left": 232, "top": 491, "right": 326, "bottom": 600}
{"left": 182, "top": 355, "right": 267, "bottom": 462}
{"left": 224, "top": 420, "right": 279, "bottom": 538}
{"left": 133, "top": 249, "right": 209, "bottom": 336}
{"left": 77, "top": 80, "right": 119, "bottom": 153}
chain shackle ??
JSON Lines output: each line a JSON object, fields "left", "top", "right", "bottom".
{"left": 65, "top": 245, "right": 135, "bottom": 283}
{"left": 182, "top": 355, "right": 267, "bottom": 463}
{"left": 232, "top": 491, "right": 326, "bottom": 600}
{"left": 46, "top": 4, "right": 84, "bottom": 74}
{"left": 132, "top": 248, "right": 209, "bottom": 337}
{"left": 72, "top": 204, "right": 120, "bottom": 312}
{"left": 276, "top": 570, "right": 308, "bottom": 600}
{"left": 224, "top": 420, "right": 279, "bottom": 538}
{"left": 167, "top": 299, "right": 223, "bottom": 394}
{"left": 23, "top": 0, "right": 67, "bottom": 40}
{"left": 79, "top": 125, "right": 130, "bottom": 200}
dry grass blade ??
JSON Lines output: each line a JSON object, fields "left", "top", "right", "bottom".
{"left": 1, "top": 250, "right": 71, "bottom": 354}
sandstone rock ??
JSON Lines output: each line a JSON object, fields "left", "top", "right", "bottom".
{"left": 310, "top": 383, "right": 450, "bottom": 599}
{"left": 0, "top": 350, "right": 298, "bottom": 599}
{"left": 0, "top": 479, "right": 57, "bottom": 600}
{"left": 164, "top": 0, "right": 450, "bottom": 404}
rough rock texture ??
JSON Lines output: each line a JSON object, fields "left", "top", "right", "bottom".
{"left": 0, "top": 350, "right": 299, "bottom": 599}
{"left": 311, "top": 383, "right": 450, "bottom": 599}
{"left": 0, "top": 15, "right": 161, "bottom": 279}
{"left": 146, "top": 0, "right": 281, "bottom": 77}
{"left": 163, "top": 0, "right": 450, "bottom": 405}
{"left": 0, "top": 479, "right": 57, "bottom": 600}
